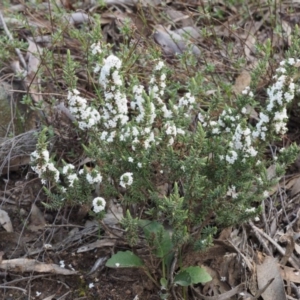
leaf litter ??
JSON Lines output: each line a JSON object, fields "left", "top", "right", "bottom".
{"left": 1, "top": 0, "right": 300, "bottom": 299}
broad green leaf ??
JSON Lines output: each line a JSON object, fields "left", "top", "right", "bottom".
{"left": 174, "top": 266, "right": 212, "bottom": 286}
{"left": 105, "top": 251, "right": 144, "bottom": 268}
{"left": 174, "top": 270, "right": 192, "bottom": 286}
{"left": 186, "top": 266, "right": 212, "bottom": 284}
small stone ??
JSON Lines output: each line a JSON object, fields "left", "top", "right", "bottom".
{"left": 125, "top": 290, "right": 131, "bottom": 295}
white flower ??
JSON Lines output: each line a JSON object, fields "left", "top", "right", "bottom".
{"left": 60, "top": 187, "right": 67, "bottom": 193}
{"left": 100, "top": 131, "right": 108, "bottom": 141}
{"left": 47, "top": 163, "right": 60, "bottom": 182}
{"left": 279, "top": 60, "right": 286, "bottom": 66}
{"left": 86, "top": 171, "right": 102, "bottom": 184}
{"left": 128, "top": 157, "right": 134, "bottom": 162}
{"left": 241, "top": 107, "right": 247, "bottom": 114}
{"left": 212, "top": 127, "right": 219, "bottom": 134}
{"left": 245, "top": 207, "right": 256, "bottom": 213}
{"left": 115, "top": 263, "right": 120, "bottom": 267}
{"left": 43, "top": 244, "right": 52, "bottom": 249}
{"left": 92, "top": 197, "right": 106, "bottom": 213}
{"left": 137, "top": 162, "right": 142, "bottom": 168}
{"left": 165, "top": 123, "right": 177, "bottom": 136}
{"left": 30, "top": 150, "right": 39, "bottom": 160}
{"left": 225, "top": 150, "right": 238, "bottom": 164}
{"left": 36, "top": 291, "right": 41, "bottom": 297}
{"left": 168, "top": 137, "right": 174, "bottom": 146}
{"left": 120, "top": 172, "right": 133, "bottom": 188}
{"left": 247, "top": 147, "right": 257, "bottom": 157}
{"left": 94, "top": 63, "right": 101, "bottom": 73}
{"left": 67, "top": 173, "right": 78, "bottom": 187}
{"left": 198, "top": 113, "right": 205, "bottom": 122}
{"left": 41, "top": 150, "right": 50, "bottom": 163}
{"left": 177, "top": 128, "right": 185, "bottom": 135}
{"left": 59, "top": 260, "right": 65, "bottom": 268}
{"left": 62, "top": 164, "right": 75, "bottom": 175}
{"left": 287, "top": 58, "right": 295, "bottom": 65}
{"left": 242, "top": 86, "right": 250, "bottom": 94}
{"left": 226, "top": 186, "right": 238, "bottom": 199}
{"left": 99, "top": 55, "right": 122, "bottom": 88}
{"left": 104, "top": 54, "right": 122, "bottom": 69}
{"left": 112, "top": 70, "right": 122, "bottom": 86}
{"left": 89, "top": 283, "right": 94, "bottom": 289}
{"left": 155, "top": 61, "right": 164, "bottom": 71}
{"left": 276, "top": 67, "right": 286, "bottom": 73}
{"left": 263, "top": 191, "right": 269, "bottom": 198}
{"left": 91, "top": 42, "right": 102, "bottom": 55}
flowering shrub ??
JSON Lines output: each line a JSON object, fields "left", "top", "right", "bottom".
{"left": 31, "top": 38, "right": 299, "bottom": 256}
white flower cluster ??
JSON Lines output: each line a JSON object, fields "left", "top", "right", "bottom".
{"left": 120, "top": 61, "right": 168, "bottom": 150}
{"left": 230, "top": 124, "right": 257, "bottom": 158}
{"left": 226, "top": 185, "right": 238, "bottom": 199}
{"left": 62, "top": 163, "right": 78, "bottom": 187}
{"left": 198, "top": 59, "right": 298, "bottom": 164}
{"left": 131, "top": 85, "right": 156, "bottom": 125}
{"left": 92, "top": 197, "right": 106, "bottom": 213}
{"left": 164, "top": 121, "right": 185, "bottom": 146}
{"left": 253, "top": 58, "right": 297, "bottom": 139}
{"left": 85, "top": 170, "right": 103, "bottom": 184}
{"left": 62, "top": 163, "right": 103, "bottom": 188}
{"left": 31, "top": 149, "right": 60, "bottom": 184}
{"left": 93, "top": 54, "right": 192, "bottom": 151}
{"left": 98, "top": 55, "right": 129, "bottom": 143}
{"left": 68, "top": 89, "right": 101, "bottom": 130}
{"left": 120, "top": 172, "right": 133, "bottom": 188}
{"left": 31, "top": 148, "right": 104, "bottom": 195}
{"left": 91, "top": 42, "right": 102, "bottom": 55}
{"left": 178, "top": 92, "right": 196, "bottom": 117}
{"left": 149, "top": 61, "right": 173, "bottom": 119}
{"left": 241, "top": 86, "right": 254, "bottom": 97}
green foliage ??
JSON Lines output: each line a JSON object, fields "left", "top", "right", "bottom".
{"left": 138, "top": 220, "right": 173, "bottom": 260}
{"left": 105, "top": 251, "right": 144, "bottom": 268}
{"left": 24, "top": 6, "right": 300, "bottom": 298}
{"left": 174, "top": 266, "right": 212, "bottom": 286}
{"left": 120, "top": 210, "right": 139, "bottom": 247}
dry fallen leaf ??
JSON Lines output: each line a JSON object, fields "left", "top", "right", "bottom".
{"left": 28, "top": 203, "right": 46, "bottom": 232}
{"left": 233, "top": 70, "right": 251, "bottom": 95}
{"left": 64, "top": 12, "right": 91, "bottom": 25}
{"left": 280, "top": 264, "right": 300, "bottom": 284}
{"left": 153, "top": 27, "right": 201, "bottom": 56}
{"left": 290, "top": 176, "right": 300, "bottom": 198}
{"left": 0, "top": 209, "right": 13, "bottom": 232}
{"left": 174, "top": 26, "right": 201, "bottom": 40}
{"left": 103, "top": 200, "right": 123, "bottom": 226}
{"left": 256, "top": 256, "right": 286, "bottom": 300}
